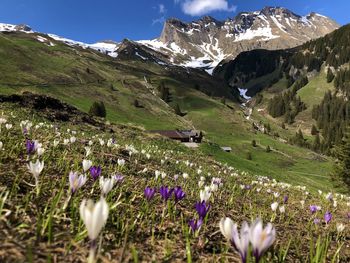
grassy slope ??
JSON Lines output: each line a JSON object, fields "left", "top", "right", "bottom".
{"left": 0, "top": 31, "right": 338, "bottom": 192}
{"left": 0, "top": 102, "right": 349, "bottom": 262}
{"left": 242, "top": 70, "right": 340, "bottom": 191}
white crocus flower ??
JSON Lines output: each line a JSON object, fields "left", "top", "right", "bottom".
{"left": 0, "top": 141, "right": 3, "bottom": 150}
{"left": 69, "top": 172, "right": 87, "bottom": 194}
{"left": 70, "top": 136, "right": 76, "bottom": 144}
{"left": 63, "top": 139, "right": 69, "bottom": 145}
{"left": 271, "top": 202, "right": 278, "bottom": 212}
{"left": 279, "top": 206, "right": 285, "bottom": 213}
{"left": 200, "top": 189, "right": 211, "bottom": 202}
{"left": 79, "top": 198, "right": 109, "bottom": 241}
{"left": 27, "top": 160, "right": 44, "bottom": 194}
{"left": 219, "top": 217, "right": 250, "bottom": 261}
{"left": 5, "top": 123, "right": 12, "bottom": 130}
{"left": 183, "top": 173, "right": 189, "bottom": 179}
{"left": 37, "top": 147, "right": 45, "bottom": 156}
{"left": 336, "top": 223, "right": 345, "bottom": 233}
{"left": 249, "top": 219, "right": 276, "bottom": 261}
{"left": 0, "top": 117, "right": 7, "bottom": 124}
{"left": 155, "top": 170, "right": 161, "bottom": 180}
{"left": 83, "top": 159, "right": 93, "bottom": 172}
{"left": 99, "top": 177, "right": 115, "bottom": 196}
{"left": 161, "top": 172, "right": 167, "bottom": 179}
{"left": 27, "top": 160, "right": 44, "bottom": 180}
{"left": 99, "top": 139, "right": 105, "bottom": 146}
{"left": 84, "top": 146, "right": 91, "bottom": 157}
{"left": 53, "top": 140, "right": 60, "bottom": 147}
{"left": 33, "top": 140, "right": 42, "bottom": 151}
{"left": 117, "top": 159, "right": 125, "bottom": 167}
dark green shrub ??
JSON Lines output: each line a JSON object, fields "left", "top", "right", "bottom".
{"left": 89, "top": 101, "right": 106, "bottom": 118}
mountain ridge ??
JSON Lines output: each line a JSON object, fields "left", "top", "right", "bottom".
{"left": 0, "top": 6, "right": 339, "bottom": 74}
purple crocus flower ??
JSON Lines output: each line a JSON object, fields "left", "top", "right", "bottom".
{"left": 195, "top": 201, "right": 210, "bottom": 219}
{"left": 314, "top": 218, "right": 321, "bottom": 225}
{"left": 188, "top": 218, "right": 203, "bottom": 232}
{"left": 144, "top": 187, "right": 156, "bottom": 201}
{"left": 89, "top": 166, "right": 101, "bottom": 181}
{"left": 347, "top": 212, "right": 350, "bottom": 220}
{"left": 283, "top": 195, "right": 289, "bottom": 204}
{"left": 324, "top": 211, "right": 332, "bottom": 224}
{"left": 159, "top": 186, "right": 174, "bottom": 201}
{"left": 174, "top": 186, "right": 185, "bottom": 203}
{"left": 26, "top": 139, "right": 35, "bottom": 155}
{"left": 309, "top": 205, "right": 318, "bottom": 214}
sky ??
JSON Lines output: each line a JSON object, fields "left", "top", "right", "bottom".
{"left": 0, "top": 0, "right": 349, "bottom": 43}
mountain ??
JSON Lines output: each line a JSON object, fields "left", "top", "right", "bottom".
{"left": 214, "top": 23, "right": 350, "bottom": 156}
{"left": 0, "top": 7, "right": 338, "bottom": 75}
{"left": 139, "top": 7, "right": 339, "bottom": 73}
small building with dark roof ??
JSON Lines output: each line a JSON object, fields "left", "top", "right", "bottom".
{"left": 151, "top": 129, "right": 203, "bottom": 143}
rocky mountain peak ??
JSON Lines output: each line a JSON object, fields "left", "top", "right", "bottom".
{"left": 141, "top": 7, "right": 339, "bottom": 75}
{"left": 197, "top": 16, "right": 222, "bottom": 26}
{"left": 260, "top": 6, "right": 298, "bottom": 17}
{"left": 166, "top": 18, "right": 188, "bottom": 29}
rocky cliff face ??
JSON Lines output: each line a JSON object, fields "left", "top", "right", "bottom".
{"left": 138, "top": 7, "right": 339, "bottom": 73}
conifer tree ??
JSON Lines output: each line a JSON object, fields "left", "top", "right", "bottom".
{"left": 331, "top": 131, "right": 350, "bottom": 188}
{"left": 89, "top": 101, "right": 106, "bottom": 118}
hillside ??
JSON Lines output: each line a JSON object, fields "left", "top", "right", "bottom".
{"left": 214, "top": 24, "right": 350, "bottom": 157}
{"left": 0, "top": 28, "right": 342, "bottom": 193}
{"left": 0, "top": 98, "right": 349, "bottom": 262}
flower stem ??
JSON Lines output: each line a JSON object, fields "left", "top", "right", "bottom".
{"left": 88, "top": 240, "right": 97, "bottom": 263}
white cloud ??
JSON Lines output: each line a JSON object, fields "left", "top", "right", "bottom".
{"left": 152, "top": 16, "right": 166, "bottom": 25}
{"left": 159, "top": 4, "right": 166, "bottom": 14}
{"left": 152, "top": 3, "right": 167, "bottom": 25}
{"left": 177, "top": 0, "right": 237, "bottom": 16}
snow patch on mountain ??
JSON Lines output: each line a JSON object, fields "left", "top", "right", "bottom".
{"left": 48, "top": 34, "right": 118, "bottom": 57}
{"left": 0, "top": 23, "right": 33, "bottom": 33}
{"left": 238, "top": 88, "right": 251, "bottom": 100}
{"left": 234, "top": 26, "right": 279, "bottom": 42}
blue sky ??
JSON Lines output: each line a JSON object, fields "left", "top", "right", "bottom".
{"left": 0, "top": 0, "right": 348, "bottom": 43}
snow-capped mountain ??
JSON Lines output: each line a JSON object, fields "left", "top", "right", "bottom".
{"left": 138, "top": 7, "right": 339, "bottom": 73}
{"left": 0, "top": 23, "right": 119, "bottom": 57}
{"left": 0, "top": 7, "right": 339, "bottom": 74}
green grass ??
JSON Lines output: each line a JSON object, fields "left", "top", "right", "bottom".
{"left": 297, "top": 69, "right": 334, "bottom": 107}
{"left": 0, "top": 102, "right": 349, "bottom": 262}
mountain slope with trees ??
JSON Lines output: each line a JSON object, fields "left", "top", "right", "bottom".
{"left": 215, "top": 24, "right": 350, "bottom": 158}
